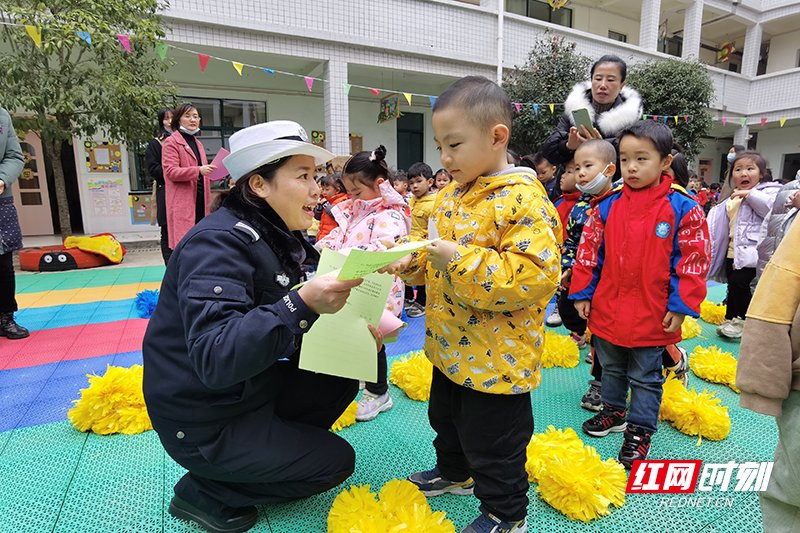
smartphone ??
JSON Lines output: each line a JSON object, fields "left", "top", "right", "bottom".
{"left": 571, "top": 108, "right": 594, "bottom": 133}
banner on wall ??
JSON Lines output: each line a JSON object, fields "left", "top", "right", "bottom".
{"left": 378, "top": 94, "right": 400, "bottom": 124}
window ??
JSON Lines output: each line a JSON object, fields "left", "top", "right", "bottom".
{"left": 505, "top": 0, "right": 573, "bottom": 27}
{"left": 660, "top": 36, "right": 683, "bottom": 57}
{"left": 796, "top": 48, "right": 800, "bottom": 68}
{"left": 129, "top": 97, "right": 267, "bottom": 190}
{"left": 608, "top": 30, "right": 627, "bottom": 43}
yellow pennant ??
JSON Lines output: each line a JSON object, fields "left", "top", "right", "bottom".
{"left": 25, "top": 25, "right": 42, "bottom": 48}
{"left": 232, "top": 62, "right": 244, "bottom": 76}
{"left": 403, "top": 93, "right": 412, "bottom": 106}
{"left": 674, "top": 115, "right": 679, "bottom": 124}
{"left": 549, "top": 103, "right": 555, "bottom": 114}
{"left": 780, "top": 117, "right": 787, "bottom": 127}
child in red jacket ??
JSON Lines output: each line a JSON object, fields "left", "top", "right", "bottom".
{"left": 569, "top": 121, "right": 710, "bottom": 468}
{"left": 314, "top": 173, "right": 348, "bottom": 241}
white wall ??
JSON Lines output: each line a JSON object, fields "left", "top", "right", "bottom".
{"left": 572, "top": 6, "right": 641, "bottom": 46}
{"left": 766, "top": 29, "right": 800, "bottom": 73}
{"left": 756, "top": 125, "right": 800, "bottom": 179}
{"left": 695, "top": 138, "right": 733, "bottom": 185}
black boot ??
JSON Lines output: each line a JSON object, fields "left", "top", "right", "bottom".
{"left": 168, "top": 495, "right": 258, "bottom": 533}
{"left": 0, "top": 312, "right": 29, "bottom": 339}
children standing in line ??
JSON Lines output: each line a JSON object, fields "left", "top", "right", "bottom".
{"left": 315, "top": 172, "right": 348, "bottom": 241}
{"left": 569, "top": 121, "right": 710, "bottom": 469}
{"left": 404, "top": 162, "right": 436, "bottom": 318}
{"left": 434, "top": 168, "right": 453, "bottom": 191}
{"left": 707, "top": 151, "right": 781, "bottom": 339}
{"left": 316, "top": 146, "right": 411, "bottom": 422}
{"left": 387, "top": 76, "right": 561, "bottom": 533}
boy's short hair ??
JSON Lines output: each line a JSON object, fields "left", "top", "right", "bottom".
{"left": 575, "top": 139, "right": 617, "bottom": 165}
{"left": 391, "top": 170, "right": 408, "bottom": 184}
{"left": 407, "top": 162, "right": 433, "bottom": 180}
{"left": 617, "top": 121, "right": 674, "bottom": 158}
{"left": 530, "top": 152, "right": 554, "bottom": 168}
{"left": 318, "top": 172, "right": 345, "bottom": 193}
{"left": 710, "top": 183, "right": 721, "bottom": 190}
{"left": 433, "top": 76, "right": 513, "bottom": 131}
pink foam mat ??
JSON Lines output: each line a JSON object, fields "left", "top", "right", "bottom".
{"left": 0, "top": 319, "right": 148, "bottom": 370}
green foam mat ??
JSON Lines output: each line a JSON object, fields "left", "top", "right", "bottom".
{"left": 0, "top": 305, "right": 775, "bottom": 532}
{"left": 15, "top": 266, "right": 166, "bottom": 294}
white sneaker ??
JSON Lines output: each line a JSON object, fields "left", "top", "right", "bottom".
{"left": 356, "top": 391, "right": 393, "bottom": 421}
{"left": 717, "top": 317, "right": 744, "bottom": 339}
{"left": 545, "top": 308, "right": 562, "bottom": 327}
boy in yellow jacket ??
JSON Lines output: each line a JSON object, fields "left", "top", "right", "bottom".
{"left": 404, "top": 161, "right": 436, "bottom": 318}
{"left": 385, "top": 76, "right": 561, "bottom": 533}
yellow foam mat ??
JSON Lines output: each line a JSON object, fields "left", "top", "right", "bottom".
{"left": 16, "top": 282, "right": 162, "bottom": 310}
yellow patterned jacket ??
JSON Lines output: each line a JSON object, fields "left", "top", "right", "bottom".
{"left": 402, "top": 169, "right": 562, "bottom": 394}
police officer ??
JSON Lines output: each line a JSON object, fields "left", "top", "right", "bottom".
{"left": 143, "top": 121, "right": 368, "bottom": 533}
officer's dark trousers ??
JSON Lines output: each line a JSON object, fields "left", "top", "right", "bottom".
{"left": 153, "top": 364, "right": 358, "bottom": 513}
{"left": 429, "top": 366, "right": 533, "bottom": 522}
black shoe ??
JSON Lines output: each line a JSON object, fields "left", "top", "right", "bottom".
{"left": 582, "top": 403, "right": 627, "bottom": 437}
{"left": 0, "top": 312, "right": 29, "bottom": 340}
{"left": 618, "top": 424, "right": 652, "bottom": 470}
{"left": 580, "top": 380, "right": 602, "bottom": 412}
{"left": 168, "top": 495, "right": 258, "bottom": 533}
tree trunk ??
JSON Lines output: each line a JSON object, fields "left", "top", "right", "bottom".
{"left": 43, "top": 135, "right": 72, "bottom": 238}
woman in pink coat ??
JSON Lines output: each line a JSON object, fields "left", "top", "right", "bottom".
{"left": 162, "top": 103, "right": 216, "bottom": 251}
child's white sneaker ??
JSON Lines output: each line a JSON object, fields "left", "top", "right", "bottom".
{"left": 356, "top": 391, "right": 392, "bottom": 421}
{"left": 717, "top": 317, "right": 744, "bottom": 339}
{"left": 545, "top": 308, "right": 562, "bottom": 327}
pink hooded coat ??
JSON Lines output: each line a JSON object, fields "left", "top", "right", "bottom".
{"left": 162, "top": 130, "right": 211, "bottom": 249}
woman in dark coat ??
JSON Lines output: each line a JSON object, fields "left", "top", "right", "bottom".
{"left": 144, "top": 108, "right": 173, "bottom": 264}
{"left": 541, "top": 55, "right": 643, "bottom": 166}
{"left": 143, "top": 121, "right": 369, "bottom": 533}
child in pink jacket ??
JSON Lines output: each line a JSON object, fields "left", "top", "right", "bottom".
{"left": 317, "top": 145, "right": 411, "bottom": 422}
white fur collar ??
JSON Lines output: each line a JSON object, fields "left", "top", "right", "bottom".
{"left": 563, "top": 81, "right": 643, "bottom": 137}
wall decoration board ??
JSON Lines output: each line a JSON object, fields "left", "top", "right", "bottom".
{"left": 85, "top": 141, "right": 123, "bottom": 172}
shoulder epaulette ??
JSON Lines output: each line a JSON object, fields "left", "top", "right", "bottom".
{"left": 233, "top": 221, "right": 260, "bottom": 242}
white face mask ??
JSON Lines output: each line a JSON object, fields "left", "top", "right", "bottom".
{"left": 179, "top": 125, "right": 200, "bottom": 135}
{"left": 727, "top": 153, "right": 736, "bottom": 164}
{"left": 576, "top": 165, "right": 611, "bottom": 195}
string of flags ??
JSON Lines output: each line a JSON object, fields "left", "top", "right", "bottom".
{"left": 6, "top": 20, "right": 794, "bottom": 128}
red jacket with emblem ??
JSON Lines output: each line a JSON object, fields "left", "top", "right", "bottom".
{"left": 569, "top": 175, "right": 711, "bottom": 347}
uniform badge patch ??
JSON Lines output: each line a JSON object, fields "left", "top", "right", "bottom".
{"left": 275, "top": 272, "right": 291, "bottom": 287}
{"left": 655, "top": 222, "right": 671, "bottom": 238}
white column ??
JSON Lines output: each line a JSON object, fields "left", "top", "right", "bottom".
{"left": 324, "top": 59, "right": 350, "bottom": 156}
{"left": 681, "top": 0, "right": 704, "bottom": 59}
{"left": 639, "top": 0, "right": 662, "bottom": 51}
{"left": 733, "top": 125, "right": 750, "bottom": 147}
{"left": 741, "top": 23, "right": 763, "bottom": 77}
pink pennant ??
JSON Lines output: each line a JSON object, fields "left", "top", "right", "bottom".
{"left": 198, "top": 54, "right": 210, "bottom": 73}
{"left": 760, "top": 117, "right": 767, "bottom": 126}
{"left": 304, "top": 76, "right": 315, "bottom": 92}
{"left": 116, "top": 34, "right": 132, "bottom": 54}
{"left": 369, "top": 87, "right": 380, "bottom": 96}
{"left": 684, "top": 115, "right": 689, "bottom": 123}
{"left": 652, "top": 115, "right": 660, "bottom": 121}
{"left": 721, "top": 116, "right": 728, "bottom": 125}
{"left": 514, "top": 103, "right": 521, "bottom": 113}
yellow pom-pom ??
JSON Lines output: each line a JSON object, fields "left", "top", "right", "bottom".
{"left": 390, "top": 350, "right": 432, "bottom": 401}
{"left": 67, "top": 365, "right": 152, "bottom": 435}
{"left": 690, "top": 346, "right": 739, "bottom": 393}
{"left": 660, "top": 377, "right": 731, "bottom": 442}
{"left": 378, "top": 478, "right": 428, "bottom": 516}
{"left": 536, "top": 446, "right": 627, "bottom": 522}
{"left": 681, "top": 317, "right": 702, "bottom": 339}
{"left": 328, "top": 485, "right": 383, "bottom": 533}
{"left": 700, "top": 300, "right": 727, "bottom": 325}
{"left": 541, "top": 331, "right": 580, "bottom": 368}
{"left": 525, "top": 425, "right": 585, "bottom": 482}
{"left": 330, "top": 401, "right": 358, "bottom": 432}
{"left": 386, "top": 503, "right": 456, "bottom": 533}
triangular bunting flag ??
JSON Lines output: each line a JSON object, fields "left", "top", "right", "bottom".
{"left": 740, "top": 117, "right": 747, "bottom": 126}
{"left": 548, "top": 103, "right": 555, "bottom": 114}
{"left": 653, "top": 115, "right": 660, "bottom": 121}
{"left": 642, "top": 114, "right": 648, "bottom": 120}
{"left": 684, "top": 115, "right": 689, "bottom": 123}
{"left": 721, "top": 116, "right": 728, "bottom": 125}
{"left": 263, "top": 68, "right": 274, "bottom": 75}
{"left": 663, "top": 116, "right": 668, "bottom": 124}
{"left": 116, "top": 34, "right": 132, "bottom": 54}
{"left": 156, "top": 42, "right": 168, "bottom": 61}
{"left": 760, "top": 117, "right": 767, "bottom": 126}
{"left": 514, "top": 103, "right": 521, "bottom": 113}
{"left": 76, "top": 31, "right": 92, "bottom": 45}
{"left": 232, "top": 62, "right": 244, "bottom": 76}
{"left": 343, "top": 83, "right": 352, "bottom": 95}
{"left": 369, "top": 88, "right": 380, "bottom": 96}
{"left": 304, "top": 76, "right": 314, "bottom": 92}
{"left": 25, "top": 25, "right": 41, "bottom": 48}
{"left": 403, "top": 93, "right": 412, "bottom": 106}
{"left": 674, "top": 116, "right": 678, "bottom": 125}
{"left": 429, "top": 96, "right": 437, "bottom": 107}
{"left": 198, "top": 54, "right": 210, "bottom": 73}
{"left": 780, "top": 117, "right": 787, "bottom": 127}
{"left": 533, "top": 103, "right": 539, "bottom": 113}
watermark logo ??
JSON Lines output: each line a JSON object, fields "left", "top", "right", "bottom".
{"left": 627, "top": 460, "right": 773, "bottom": 494}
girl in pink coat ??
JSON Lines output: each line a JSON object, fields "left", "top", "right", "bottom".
{"left": 317, "top": 145, "right": 411, "bottom": 422}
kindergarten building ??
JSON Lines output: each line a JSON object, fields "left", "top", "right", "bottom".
{"left": 8, "top": 0, "right": 800, "bottom": 238}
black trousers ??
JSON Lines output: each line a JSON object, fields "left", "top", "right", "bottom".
{"left": 153, "top": 363, "right": 358, "bottom": 513}
{"left": 404, "top": 285, "right": 427, "bottom": 306}
{"left": 0, "top": 252, "right": 17, "bottom": 313}
{"left": 725, "top": 258, "right": 756, "bottom": 320}
{"left": 365, "top": 345, "right": 388, "bottom": 395}
{"left": 429, "top": 366, "right": 532, "bottom": 522}
{"left": 160, "top": 225, "right": 172, "bottom": 266}
{"left": 558, "top": 287, "right": 586, "bottom": 335}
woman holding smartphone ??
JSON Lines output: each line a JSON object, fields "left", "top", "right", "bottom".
{"left": 541, "top": 55, "right": 642, "bottom": 166}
